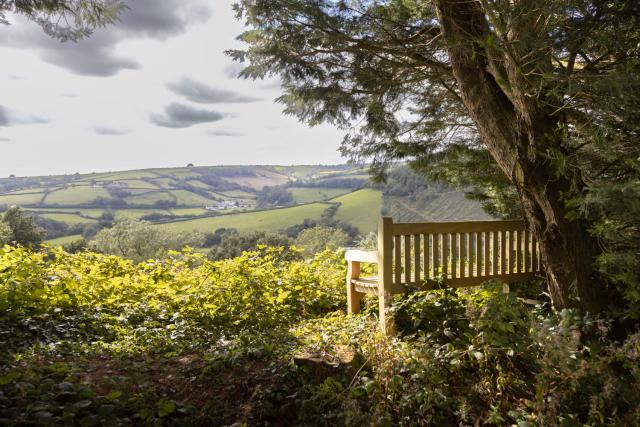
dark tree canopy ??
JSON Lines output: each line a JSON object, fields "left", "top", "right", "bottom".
{"left": 230, "top": 0, "right": 640, "bottom": 317}
{"left": 0, "top": 0, "right": 123, "bottom": 40}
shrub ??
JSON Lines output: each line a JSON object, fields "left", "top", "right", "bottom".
{"left": 89, "top": 219, "right": 204, "bottom": 263}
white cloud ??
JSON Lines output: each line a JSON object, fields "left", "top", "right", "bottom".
{"left": 0, "top": 0, "right": 345, "bottom": 176}
{"left": 151, "top": 103, "right": 228, "bottom": 128}
{"left": 0, "top": 105, "right": 49, "bottom": 126}
{"left": 168, "top": 76, "right": 260, "bottom": 104}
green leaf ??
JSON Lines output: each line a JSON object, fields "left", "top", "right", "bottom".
{"left": 106, "top": 390, "right": 122, "bottom": 400}
{"left": 157, "top": 398, "right": 176, "bottom": 417}
{"left": 0, "top": 371, "right": 21, "bottom": 385}
{"left": 73, "top": 400, "right": 93, "bottom": 410}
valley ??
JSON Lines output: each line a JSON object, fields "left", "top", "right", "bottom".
{"left": 0, "top": 164, "right": 490, "bottom": 244}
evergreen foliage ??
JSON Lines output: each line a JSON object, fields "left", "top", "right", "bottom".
{"left": 230, "top": 0, "right": 640, "bottom": 316}
{"left": 0, "top": 0, "right": 124, "bottom": 41}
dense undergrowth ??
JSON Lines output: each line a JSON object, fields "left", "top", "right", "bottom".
{"left": 0, "top": 245, "right": 638, "bottom": 426}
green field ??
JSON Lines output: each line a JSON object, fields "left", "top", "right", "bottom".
{"left": 185, "top": 180, "right": 211, "bottom": 190}
{"left": 116, "top": 179, "right": 159, "bottom": 189}
{"left": 5, "top": 187, "right": 47, "bottom": 194}
{"left": 170, "top": 190, "right": 214, "bottom": 205}
{"left": 216, "top": 190, "right": 255, "bottom": 199}
{"left": 0, "top": 192, "right": 45, "bottom": 206}
{"left": 39, "top": 213, "right": 98, "bottom": 224}
{"left": 170, "top": 208, "right": 210, "bottom": 216}
{"left": 290, "top": 187, "right": 352, "bottom": 203}
{"left": 45, "top": 234, "right": 84, "bottom": 245}
{"left": 103, "top": 170, "right": 160, "bottom": 180}
{"left": 45, "top": 187, "right": 109, "bottom": 205}
{"left": 165, "top": 170, "right": 200, "bottom": 179}
{"left": 332, "top": 189, "right": 383, "bottom": 233}
{"left": 149, "top": 177, "right": 178, "bottom": 187}
{"left": 159, "top": 203, "right": 331, "bottom": 234}
{"left": 26, "top": 208, "right": 106, "bottom": 218}
{"left": 114, "top": 209, "right": 172, "bottom": 219}
{"left": 124, "top": 191, "right": 174, "bottom": 205}
{"left": 0, "top": 165, "right": 497, "bottom": 245}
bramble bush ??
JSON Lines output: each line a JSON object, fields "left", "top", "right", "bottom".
{"left": 0, "top": 245, "right": 638, "bottom": 425}
{"left": 0, "top": 245, "right": 345, "bottom": 424}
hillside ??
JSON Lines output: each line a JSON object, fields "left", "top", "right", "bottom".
{"left": 0, "top": 165, "right": 494, "bottom": 243}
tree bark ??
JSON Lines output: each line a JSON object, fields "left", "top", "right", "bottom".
{"left": 434, "top": 0, "right": 609, "bottom": 313}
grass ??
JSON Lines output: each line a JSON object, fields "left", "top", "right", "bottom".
{"left": 0, "top": 165, "right": 369, "bottom": 228}
{"left": 149, "top": 178, "right": 178, "bottom": 187}
{"left": 169, "top": 208, "right": 210, "bottom": 216}
{"left": 4, "top": 187, "right": 48, "bottom": 194}
{"left": 169, "top": 190, "right": 214, "bottom": 205}
{"left": 114, "top": 209, "right": 172, "bottom": 219}
{"left": 45, "top": 234, "right": 84, "bottom": 245}
{"left": 38, "top": 213, "right": 98, "bottom": 224}
{"left": 231, "top": 170, "right": 289, "bottom": 190}
{"left": 332, "top": 189, "right": 383, "bottom": 233}
{"left": 26, "top": 208, "right": 106, "bottom": 218}
{"left": 164, "top": 170, "right": 200, "bottom": 179}
{"left": 290, "top": 187, "right": 353, "bottom": 204}
{"left": 215, "top": 190, "right": 255, "bottom": 199}
{"left": 44, "top": 187, "right": 110, "bottom": 205}
{"left": 159, "top": 203, "right": 330, "bottom": 234}
{"left": 186, "top": 180, "right": 213, "bottom": 190}
{"left": 102, "top": 170, "right": 160, "bottom": 180}
{"left": 124, "top": 191, "right": 174, "bottom": 205}
{"left": 112, "top": 179, "right": 159, "bottom": 189}
{"left": 0, "top": 192, "right": 45, "bottom": 206}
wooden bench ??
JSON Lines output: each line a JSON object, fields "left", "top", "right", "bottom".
{"left": 345, "top": 217, "right": 543, "bottom": 333}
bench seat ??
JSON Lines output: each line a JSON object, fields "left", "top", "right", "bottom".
{"left": 350, "top": 276, "right": 379, "bottom": 294}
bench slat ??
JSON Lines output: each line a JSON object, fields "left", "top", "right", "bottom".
{"left": 414, "top": 234, "right": 421, "bottom": 284}
{"left": 394, "top": 235, "right": 402, "bottom": 286}
{"left": 392, "top": 220, "right": 525, "bottom": 235}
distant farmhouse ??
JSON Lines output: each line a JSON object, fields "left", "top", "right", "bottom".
{"left": 205, "top": 200, "right": 248, "bottom": 211}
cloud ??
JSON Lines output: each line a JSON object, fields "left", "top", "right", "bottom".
{"left": 150, "top": 103, "right": 227, "bottom": 128}
{"left": 223, "top": 62, "right": 245, "bottom": 79}
{"left": 259, "top": 79, "right": 283, "bottom": 90}
{"left": 0, "top": 105, "right": 49, "bottom": 126}
{"left": 1, "top": 0, "right": 212, "bottom": 77}
{"left": 94, "top": 127, "right": 130, "bottom": 135}
{"left": 38, "top": 32, "right": 141, "bottom": 76}
{"left": 206, "top": 130, "right": 243, "bottom": 137}
{"left": 118, "top": 0, "right": 212, "bottom": 39}
{"left": 167, "top": 77, "right": 261, "bottom": 104}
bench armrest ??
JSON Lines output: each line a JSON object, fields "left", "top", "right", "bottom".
{"left": 345, "top": 249, "right": 378, "bottom": 263}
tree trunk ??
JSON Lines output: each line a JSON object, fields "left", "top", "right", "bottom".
{"left": 517, "top": 155, "right": 605, "bottom": 312}
{"left": 434, "top": 0, "right": 610, "bottom": 313}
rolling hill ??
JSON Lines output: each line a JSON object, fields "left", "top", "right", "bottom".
{"left": 0, "top": 164, "right": 494, "bottom": 243}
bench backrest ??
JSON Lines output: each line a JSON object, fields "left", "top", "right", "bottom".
{"left": 378, "top": 217, "right": 542, "bottom": 294}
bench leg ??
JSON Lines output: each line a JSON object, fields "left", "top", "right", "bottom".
{"left": 347, "top": 283, "right": 364, "bottom": 314}
{"left": 347, "top": 261, "right": 363, "bottom": 314}
{"left": 502, "top": 283, "right": 510, "bottom": 294}
{"left": 378, "top": 286, "right": 396, "bottom": 335}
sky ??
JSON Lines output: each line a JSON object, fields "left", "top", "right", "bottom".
{"left": 0, "top": 0, "right": 346, "bottom": 177}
